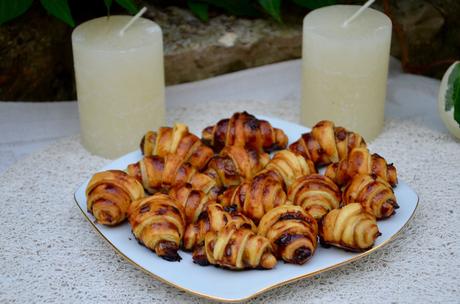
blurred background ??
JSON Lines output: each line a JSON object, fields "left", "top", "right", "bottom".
{"left": 0, "top": 0, "right": 459, "bottom": 101}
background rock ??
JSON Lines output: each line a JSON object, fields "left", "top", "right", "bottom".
{"left": 0, "top": 0, "right": 458, "bottom": 101}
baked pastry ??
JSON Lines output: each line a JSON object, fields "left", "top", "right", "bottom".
{"left": 169, "top": 184, "right": 219, "bottom": 225}
{"left": 202, "top": 111, "right": 288, "bottom": 153}
{"left": 205, "top": 146, "right": 270, "bottom": 188}
{"left": 319, "top": 203, "right": 380, "bottom": 251}
{"left": 86, "top": 170, "right": 144, "bottom": 226}
{"left": 219, "top": 173, "right": 287, "bottom": 224}
{"left": 128, "top": 193, "right": 186, "bottom": 261}
{"left": 342, "top": 174, "right": 398, "bottom": 219}
{"left": 197, "top": 225, "right": 277, "bottom": 269}
{"left": 288, "top": 174, "right": 341, "bottom": 220}
{"left": 324, "top": 147, "right": 398, "bottom": 187}
{"left": 183, "top": 203, "right": 256, "bottom": 252}
{"left": 256, "top": 149, "right": 316, "bottom": 188}
{"left": 140, "top": 123, "right": 213, "bottom": 170}
{"left": 127, "top": 154, "right": 217, "bottom": 194}
{"left": 289, "top": 120, "right": 366, "bottom": 166}
{"left": 258, "top": 205, "right": 318, "bottom": 264}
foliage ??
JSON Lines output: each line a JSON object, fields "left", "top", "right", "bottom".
{"left": 0, "top": 0, "right": 139, "bottom": 27}
{"left": 185, "top": 0, "right": 337, "bottom": 22}
{"left": 445, "top": 63, "right": 460, "bottom": 125}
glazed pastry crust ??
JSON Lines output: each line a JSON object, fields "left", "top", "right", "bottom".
{"left": 319, "top": 203, "right": 380, "bottom": 251}
{"left": 258, "top": 205, "right": 318, "bottom": 265}
{"left": 324, "top": 147, "right": 398, "bottom": 187}
{"left": 289, "top": 120, "right": 366, "bottom": 166}
{"left": 202, "top": 111, "right": 288, "bottom": 153}
{"left": 342, "top": 174, "right": 398, "bottom": 219}
{"left": 219, "top": 173, "right": 287, "bottom": 224}
{"left": 202, "top": 225, "right": 277, "bottom": 270}
{"left": 86, "top": 170, "right": 144, "bottom": 226}
{"left": 140, "top": 123, "right": 213, "bottom": 170}
{"left": 183, "top": 203, "right": 256, "bottom": 251}
{"left": 288, "top": 174, "right": 341, "bottom": 220}
{"left": 257, "top": 149, "right": 317, "bottom": 188}
{"left": 126, "top": 154, "right": 216, "bottom": 194}
{"left": 205, "top": 146, "right": 269, "bottom": 188}
{"left": 128, "top": 193, "right": 186, "bottom": 261}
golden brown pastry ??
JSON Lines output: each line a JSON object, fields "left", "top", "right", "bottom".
{"left": 288, "top": 174, "right": 341, "bottom": 220}
{"left": 140, "top": 123, "right": 213, "bottom": 170}
{"left": 324, "top": 147, "right": 398, "bottom": 187}
{"left": 168, "top": 183, "right": 219, "bottom": 225}
{"left": 126, "top": 154, "right": 217, "bottom": 194}
{"left": 319, "top": 203, "right": 380, "bottom": 251}
{"left": 256, "top": 149, "right": 317, "bottom": 188}
{"left": 205, "top": 145, "right": 270, "bottom": 188}
{"left": 86, "top": 170, "right": 144, "bottom": 226}
{"left": 128, "top": 193, "right": 186, "bottom": 261}
{"left": 202, "top": 111, "right": 288, "bottom": 153}
{"left": 342, "top": 174, "right": 398, "bottom": 219}
{"left": 258, "top": 205, "right": 318, "bottom": 265}
{"left": 289, "top": 120, "right": 366, "bottom": 166}
{"left": 183, "top": 203, "right": 256, "bottom": 252}
{"left": 219, "top": 173, "right": 287, "bottom": 224}
{"left": 197, "top": 225, "right": 277, "bottom": 269}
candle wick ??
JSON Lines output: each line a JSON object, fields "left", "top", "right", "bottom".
{"left": 342, "top": 0, "right": 376, "bottom": 27}
{"left": 119, "top": 7, "right": 148, "bottom": 36}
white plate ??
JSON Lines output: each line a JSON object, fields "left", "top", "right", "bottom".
{"left": 74, "top": 115, "right": 418, "bottom": 302}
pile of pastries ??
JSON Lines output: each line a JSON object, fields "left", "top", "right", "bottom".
{"left": 86, "top": 112, "right": 399, "bottom": 270}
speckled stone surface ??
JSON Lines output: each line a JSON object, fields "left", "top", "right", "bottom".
{"left": 1, "top": 99, "right": 459, "bottom": 303}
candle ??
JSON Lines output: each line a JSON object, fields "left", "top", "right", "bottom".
{"left": 300, "top": 5, "right": 392, "bottom": 140}
{"left": 72, "top": 15, "right": 165, "bottom": 158}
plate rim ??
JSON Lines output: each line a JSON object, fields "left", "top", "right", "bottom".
{"left": 74, "top": 115, "right": 420, "bottom": 302}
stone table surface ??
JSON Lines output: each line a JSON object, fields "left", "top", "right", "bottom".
{"left": 0, "top": 59, "right": 459, "bottom": 303}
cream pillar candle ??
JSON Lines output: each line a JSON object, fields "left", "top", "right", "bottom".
{"left": 72, "top": 15, "right": 165, "bottom": 158}
{"left": 301, "top": 5, "right": 392, "bottom": 140}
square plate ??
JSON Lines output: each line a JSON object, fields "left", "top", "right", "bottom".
{"left": 74, "top": 115, "right": 418, "bottom": 302}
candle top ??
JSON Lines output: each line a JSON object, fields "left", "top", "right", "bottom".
{"left": 303, "top": 5, "right": 391, "bottom": 40}
{"left": 72, "top": 16, "right": 161, "bottom": 51}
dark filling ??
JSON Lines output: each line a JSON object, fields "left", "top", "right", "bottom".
{"left": 139, "top": 204, "right": 150, "bottom": 213}
{"left": 157, "top": 241, "right": 182, "bottom": 262}
{"left": 292, "top": 247, "right": 312, "bottom": 264}
{"left": 192, "top": 246, "right": 209, "bottom": 266}
{"left": 224, "top": 204, "right": 238, "bottom": 213}
{"left": 279, "top": 212, "right": 305, "bottom": 221}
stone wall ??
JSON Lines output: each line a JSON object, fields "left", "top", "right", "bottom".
{"left": 0, "top": 0, "right": 458, "bottom": 101}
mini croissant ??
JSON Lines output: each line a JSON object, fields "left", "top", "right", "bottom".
{"left": 219, "top": 173, "right": 287, "bottom": 224}
{"left": 202, "top": 111, "right": 288, "bottom": 153}
{"left": 127, "top": 154, "right": 216, "bottom": 194}
{"left": 256, "top": 149, "right": 317, "bottom": 188}
{"left": 183, "top": 203, "right": 256, "bottom": 252}
{"left": 205, "top": 146, "right": 270, "bottom": 188}
{"left": 140, "top": 123, "right": 213, "bottom": 170}
{"left": 343, "top": 174, "right": 398, "bottom": 219}
{"left": 169, "top": 184, "right": 219, "bottom": 225}
{"left": 288, "top": 174, "right": 341, "bottom": 220}
{"left": 324, "top": 147, "right": 398, "bottom": 187}
{"left": 258, "top": 205, "right": 318, "bottom": 265}
{"left": 128, "top": 193, "right": 186, "bottom": 261}
{"left": 86, "top": 170, "right": 144, "bottom": 226}
{"left": 289, "top": 120, "right": 366, "bottom": 166}
{"left": 319, "top": 203, "right": 380, "bottom": 251}
{"left": 199, "top": 225, "right": 277, "bottom": 270}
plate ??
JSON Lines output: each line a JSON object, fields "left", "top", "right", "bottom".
{"left": 74, "top": 115, "right": 418, "bottom": 302}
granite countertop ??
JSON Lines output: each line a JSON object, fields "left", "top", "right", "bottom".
{"left": 0, "top": 60, "right": 459, "bottom": 303}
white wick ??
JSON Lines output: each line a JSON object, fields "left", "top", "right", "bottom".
{"left": 119, "top": 7, "right": 148, "bottom": 36}
{"left": 342, "top": 0, "right": 376, "bottom": 27}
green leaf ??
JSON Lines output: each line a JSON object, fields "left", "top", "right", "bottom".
{"left": 0, "top": 0, "right": 33, "bottom": 25}
{"left": 291, "top": 0, "right": 336, "bottom": 10}
{"left": 203, "top": 0, "right": 259, "bottom": 17}
{"left": 259, "top": 0, "right": 282, "bottom": 23}
{"left": 188, "top": 1, "right": 209, "bottom": 22}
{"left": 115, "top": 0, "right": 138, "bottom": 15}
{"left": 451, "top": 68, "right": 460, "bottom": 126}
{"left": 103, "top": 0, "right": 112, "bottom": 11}
{"left": 40, "top": 0, "right": 75, "bottom": 27}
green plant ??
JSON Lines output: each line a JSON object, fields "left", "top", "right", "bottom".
{"left": 186, "top": 0, "right": 337, "bottom": 22}
{"left": 0, "top": 0, "right": 139, "bottom": 27}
